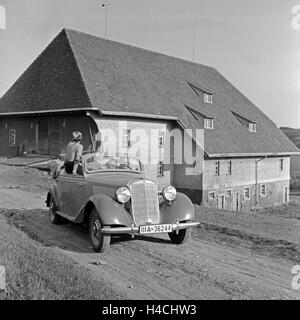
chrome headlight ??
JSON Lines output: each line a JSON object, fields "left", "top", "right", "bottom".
{"left": 162, "top": 186, "right": 177, "bottom": 201}
{"left": 116, "top": 187, "right": 131, "bottom": 204}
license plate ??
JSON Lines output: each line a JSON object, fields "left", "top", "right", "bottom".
{"left": 139, "top": 224, "right": 173, "bottom": 234}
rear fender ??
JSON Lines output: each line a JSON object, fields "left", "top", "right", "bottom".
{"left": 77, "top": 194, "right": 133, "bottom": 226}
{"left": 159, "top": 192, "right": 195, "bottom": 224}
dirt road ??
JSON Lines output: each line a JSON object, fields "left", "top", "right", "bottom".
{"left": 0, "top": 184, "right": 299, "bottom": 300}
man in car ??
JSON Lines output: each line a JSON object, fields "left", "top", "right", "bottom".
{"left": 64, "top": 131, "right": 83, "bottom": 175}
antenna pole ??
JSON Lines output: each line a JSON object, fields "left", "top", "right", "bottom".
{"left": 101, "top": 1, "right": 112, "bottom": 39}
{"left": 192, "top": 28, "right": 195, "bottom": 62}
{"left": 104, "top": 0, "right": 108, "bottom": 39}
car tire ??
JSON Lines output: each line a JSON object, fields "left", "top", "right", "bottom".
{"left": 49, "top": 195, "right": 64, "bottom": 225}
{"left": 89, "top": 208, "right": 111, "bottom": 253}
{"left": 168, "top": 227, "right": 192, "bottom": 245}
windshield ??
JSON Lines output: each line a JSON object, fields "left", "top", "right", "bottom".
{"left": 84, "top": 154, "right": 142, "bottom": 173}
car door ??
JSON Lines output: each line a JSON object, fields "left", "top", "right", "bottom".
{"left": 57, "top": 174, "right": 87, "bottom": 218}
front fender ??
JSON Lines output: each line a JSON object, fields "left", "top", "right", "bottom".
{"left": 77, "top": 194, "right": 133, "bottom": 226}
{"left": 46, "top": 184, "right": 59, "bottom": 208}
{"left": 159, "top": 192, "right": 195, "bottom": 224}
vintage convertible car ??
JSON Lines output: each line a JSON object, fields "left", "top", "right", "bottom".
{"left": 46, "top": 153, "right": 200, "bottom": 252}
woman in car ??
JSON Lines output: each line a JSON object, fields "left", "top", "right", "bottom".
{"left": 64, "top": 131, "right": 83, "bottom": 175}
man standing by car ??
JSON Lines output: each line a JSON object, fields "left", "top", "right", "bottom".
{"left": 64, "top": 131, "right": 83, "bottom": 175}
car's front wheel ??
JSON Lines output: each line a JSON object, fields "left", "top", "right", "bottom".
{"left": 89, "top": 208, "right": 111, "bottom": 253}
{"left": 168, "top": 227, "right": 192, "bottom": 244}
{"left": 49, "top": 195, "right": 64, "bottom": 225}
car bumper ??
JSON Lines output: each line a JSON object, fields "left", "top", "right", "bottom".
{"left": 101, "top": 221, "right": 201, "bottom": 235}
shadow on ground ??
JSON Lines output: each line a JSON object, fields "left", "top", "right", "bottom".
{"left": 1, "top": 208, "right": 171, "bottom": 254}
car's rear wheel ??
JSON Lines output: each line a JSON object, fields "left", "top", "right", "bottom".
{"left": 89, "top": 208, "right": 111, "bottom": 253}
{"left": 49, "top": 195, "right": 64, "bottom": 225}
{"left": 168, "top": 226, "right": 192, "bottom": 244}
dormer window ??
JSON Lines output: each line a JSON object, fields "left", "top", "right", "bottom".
{"left": 204, "top": 118, "right": 214, "bottom": 129}
{"left": 188, "top": 82, "right": 213, "bottom": 104}
{"left": 249, "top": 122, "right": 256, "bottom": 133}
{"left": 185, "top": 105, "right": 215, "bottom": 129}
{"left": 204, "top": 93, "right": 213, "bottom": 104}
{"left": 232, "top": 111, "right": 257, "bottom": 133}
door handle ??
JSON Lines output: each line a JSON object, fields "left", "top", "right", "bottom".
{"left": 77, "top": 183, "right": 84, "bottom": 187}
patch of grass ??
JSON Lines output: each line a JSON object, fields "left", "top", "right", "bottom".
{"left": 0, "top": 213, "right": 123, "bottom": 300}
{"left": 256, "top": 202, "right": 300, "bottom": 220}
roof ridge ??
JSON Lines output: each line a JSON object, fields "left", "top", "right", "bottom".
{"left": 63, "top": 27, "right": 215, "bottom": 71}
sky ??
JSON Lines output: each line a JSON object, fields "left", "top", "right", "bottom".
{"left": 0, "top": 0, "right": 300, "bottom": 128}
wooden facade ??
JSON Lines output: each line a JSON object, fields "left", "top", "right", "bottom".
{"left": 0, "top": 112, "right": 97, "bottom": 157}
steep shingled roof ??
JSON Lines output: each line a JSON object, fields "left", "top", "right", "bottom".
{"left": 0, "top": 28, "right": 298, "bottom": 156}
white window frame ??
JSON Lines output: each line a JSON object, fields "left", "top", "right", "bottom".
{"left": 204, "top": 93, "right": 213, "bottom": 104}
{"left": 244, "top": 187, "right": 250, "bottom": 200}
{"left": 157, "top": 161, "right": 164, "bottom": 177}
{"left": 214, "top": 161, "right": 220, "bottom": 175}
{"left": 226, "top": 160, "right": 232, "bottom": 175}
{"left": 226, "top": 189, "right": 232, "bottom": 197}
{"left": 204, "top": 118, "right": 214, "bottom": 129}
{"left": 9, "top": 129, "right": 16, "bottom": 146}
{"left": 122, "top": 129, "right": 131, "bottom": 148}
{"left": 279, "top": 159, "right": 284, "bottom": 171}
{"left": 158, "top": 129, "right": 165, "bottom": 148}
{"left": 208, "top": 191, "right": 216, "bottom": 201}
{"left": 249, "top": 122, "right": 256, "bottom": 133}
{"left": 260, "top": 184, "right": 266, "bottom": 197}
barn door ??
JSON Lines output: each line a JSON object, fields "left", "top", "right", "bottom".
{"left": 36, "top": 118, "right": 49, "bottom": 154}
{"left": 218, "top": 194, "right": 225, "bottom": 210}
{"left": 234, "top": 192, "right": 240, "bottom": 211}
{"left": 284, "top": 186, "right": 289, "bottom": 203}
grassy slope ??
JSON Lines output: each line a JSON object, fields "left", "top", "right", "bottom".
{"left": 280, "top": 127, "right": 300, "bottom": 149}
{"left": 0, "top": 214, "right": 122, "bottom": 300}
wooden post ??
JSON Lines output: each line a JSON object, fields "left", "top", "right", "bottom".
{"left": 35, "top": 123, "right": 39, "bottom": 154}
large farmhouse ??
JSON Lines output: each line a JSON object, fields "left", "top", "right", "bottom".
{"left": 0, "top": 28, "right": 298, "bottom": 210}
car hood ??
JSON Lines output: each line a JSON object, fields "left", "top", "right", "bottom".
{"left": 86, "top": 172, "right": 144, "bottom": 197}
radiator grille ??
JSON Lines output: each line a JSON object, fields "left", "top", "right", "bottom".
{"left": 130, "top": 180, "right": 159, "bottom": 226}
